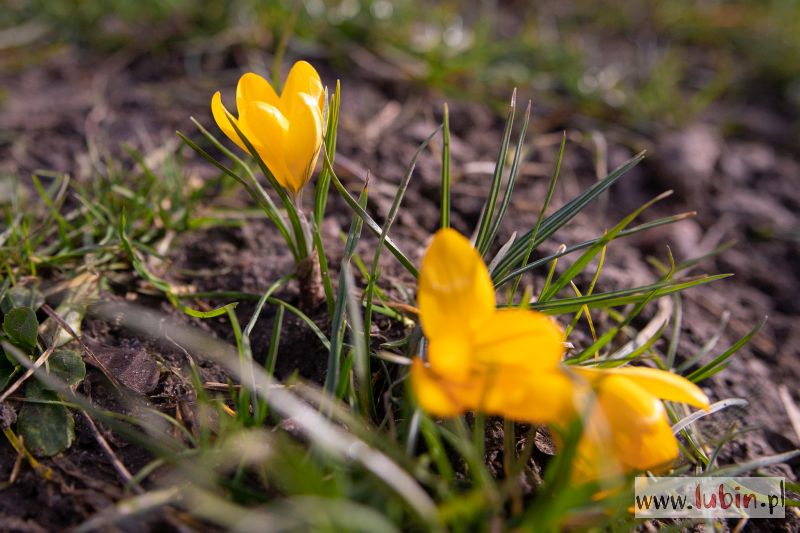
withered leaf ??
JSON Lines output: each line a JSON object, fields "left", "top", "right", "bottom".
{"left": 81, "top": 337, "right": 160, "bottom": 395}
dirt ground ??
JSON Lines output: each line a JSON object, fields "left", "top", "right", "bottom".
{"left": 1, "top": 35, "right": 799, "bottom": 531}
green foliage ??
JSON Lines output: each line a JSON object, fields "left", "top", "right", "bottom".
{"left": 3, "top": 307, "right": 38, "bottom": 352}
{"left": 47, "top": 349, "right": 86, "bottom": 388}
{"left": 1, "top": 285, "right": 45, "bottom": 313}
{"left": 16, "top": 380, "right": 75, "bottom": 457}
{"left": 0, "top": 296, "right": 86, "bottom": 458}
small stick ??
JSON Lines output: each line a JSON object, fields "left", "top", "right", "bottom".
{"left": 82, "top": 411, "right": 143, "bottom": 495}
{"left": 9, "top": 439, "right": 23, "bottom": 484}
{"left": 0, "top": 344, "right": 55, "bottom": 403}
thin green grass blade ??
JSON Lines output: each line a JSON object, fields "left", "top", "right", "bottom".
{"left": 343, "top": 265, "right": 370, "bottom": 417}
{"left": 323, "top": 152, "right": 419, "bottom": 277}
{"left": 310, "top": 81, "right": 341, "bottom": 316}
{"left": 311, "top": 227, "right": 335, "bottom": 316}
{"left": 265, "top": 305, "right": 284, "bottom": 377}
{"left": 242, "top": 274, "right": 292, "bottom": 423}
{"left": 186, "top": 118, "right": 290, "bottom": 230}
{"left": 508, "top": 132, "right": 565, "bottom": 294}
{"left": 30, "top": 173, "right": 72, "bottom": 239}
{"left": 687, "top": 317, "right": 766, "bottom": 382}
{"left": 494, "top": 212, "right": 694, "bottom": 287}
{"left": 474, "top": 90, "right": 516, "bottom": 255}
{"left": 570, "top": 249, "right": 676, "bottom": 362}
{"left": 676, "top": 311, "right": 730, "bottom": 373}
{"left": 268, "top": 297, "right": 330, "bottom": 351}
{"left": 225, "top": 306, "right": 254, "bottom": 418}
{"left": 440, "top": 103, "right": 451, "bottom": 229}
{"left": 530, "top": 274, "right": 731, "bottom": 315}
{"left": 419, "top": 414, "right": 455, "bottom": 489}
{"left": 540, "top": 190, "right": 672, "bottom": 302}
{"left": 362, "top": 125, "right": 440, "bottom": 386}
{"left": 177, "top": 130, "right": 297, "bottom": 260}
{"left": 325, "top": 185, "right": 368, "bottom": 395}
{"left": 484, "top": 99, "right": 531, "bottom": 251}
{"left": 492, "top": 150, "right": 646, "bottom": 280}
{"left": 564, "top": 245, "right": 605, "bottom": 338}
{"left": 538, "top": 246, "right": 563, "bottom": 301}
{"left": 315, "top": 80, "right": 341, "bottom": 224}
{"left": 665, "top": 293, "right": 683, "bottom": 369}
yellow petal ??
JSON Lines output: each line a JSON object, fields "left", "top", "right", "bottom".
{"left": 236, "top": 72, "right": 280, "bottom": 118}
{"left": 633, "top": 416, "right": 680, "bottom": 472}
{"left": 410, "top": 358, "right": 467, "bottom": 417}
{"left": 593, "top": 375, "right": 679, "bottom": 471}
{"left": 427, "top": 335, "right": 472, "bottom": 381}
{"left": 281, "top": 60, "right": 324, "bottom": 116}
{"left": 211, "top": 91, "right": 248, "bottom": 153}
{"left": 572, "top": 432, "right": 624, "bottom": 484}
{"left": 242, "top": 101, "right": 293, "bottom": 190}
{"left": 472, "top": 308, "right": 564, "bottom": 369}
{"left": 481, "top": 367, "right": 578, "bottom": 423}
{"left": 418, "top": 229, "right": 495, "bottom": 341}
{"left": 572, "top": 366, "right": 709, "bottom": 410}
{"left": 283, "top": 92, "right": 324, "bottom": 193}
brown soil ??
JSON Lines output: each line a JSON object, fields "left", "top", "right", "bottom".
{"left": 1, "top": 37, "right": 798, "bottom": 531}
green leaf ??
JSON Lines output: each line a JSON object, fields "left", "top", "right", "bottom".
{"left": 3, "top": 307, "right": 39, "bottom": 351}
{"left": 525, "top": 274, "right": 731, "bottom": 315}
{"left": 474, "top": 91, "right": 517, "bottom": 255}
{"left": 314, "top": 79, "right": 341, "bottom": 224}
{"left": 324, "top": 153, "right": 419, "bottom": 277}
{"left": 538, "top": 190, "right": 672, "bottom": 302}
{"left": 440, "top": 102, "right": 451, "bottom": 229}
{"left": 1, "top": 285, "right": 45, "bottom": 313}
{"left": 687, "top": 318, "right": 766, "bottom": 383}
{"left": 491, "top": 150, "right": 646, "bottom": 280}
{"left": 17, "top": 381, "right": 75, "bottom": 457}
{"left": 47, "top": 349, "right": 86, "bottom": 388}
{"left": 325, "top": 184, "right": 368, "bottom": 395}
{"left": 483, "top": 99, "right": 532, "bottom": 254}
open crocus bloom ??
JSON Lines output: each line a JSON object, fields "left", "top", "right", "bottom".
{"left": 410, "top": 228, "right": 578, "bottom": 424}
{"left": 211, "top": 61, "right": 325, "bottom": 194}
{"left": 569, "top": 365, "right": 710, "bottom": 482}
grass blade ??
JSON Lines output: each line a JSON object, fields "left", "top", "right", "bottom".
{"left": 484, "top": 99, "right": 531, "bottom": 252}
{"left": 492, "top": 150, "right": 646, "bottom": 281}
{"left": 529, "top": 274, "right": 731, "bottom": 315}
{"left": 440, "top": 103, "right": 451, "bottom": 229}
{"left": 325, "top": 185, "right": 368, "bottom": 395}
{"left": 539, "top": 190, "right": 672, "bottom": 302}
{"left": 324, "top": 151, "right": 420, "bottom": 277}
{"left": 687, "top": 317, "right": 767, "bottom": 382}
{"left": 474, "top": 90, "right": 516, "bottom": 255}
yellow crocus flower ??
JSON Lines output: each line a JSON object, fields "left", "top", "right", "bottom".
{"left": 211, "top": 61, "right": 325, "bottom": 194}
{"left": 410, "top": 228, "right": 578, "bottom": 423}
{"left": 569, "top": 366, "right": 710, "bottom": 482}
